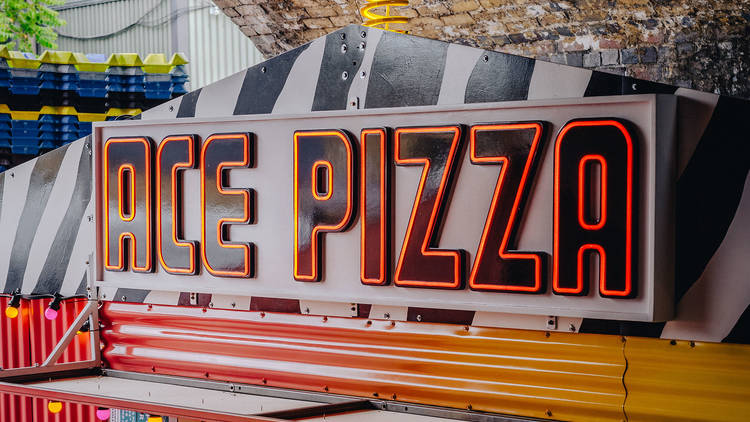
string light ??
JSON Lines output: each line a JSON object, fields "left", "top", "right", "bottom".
{"left": 48, "top": 401, "right": 63, "bottom": 414}
{"left": 45, "top": 293, "right": 63, "bottom": 320}
{"left": 4, "top": 290, "right": 21, "bottom": 319}
{"left": 77, "top": 320, "right": 91, "bottom": 335}
{"left": 96, "top": 407, "right": 111, "bottom": 420}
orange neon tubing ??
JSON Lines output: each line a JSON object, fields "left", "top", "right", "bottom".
{"left": 156, "top": 135, "right": 197, "bottom": 274}
{"left": 468, "top": 123, "right": 544, "bottom": 292}
{"left": 393, "top": 126, "right": 462, "bottom": 288}
{"left": 103, "top": 137, "right": 152, "bottom": 272}
{"left": 553, "top": 120, "right": 634, "bottom": 297}
{"left": 200, "top": 133, "right": 252, "bottom": 278}
{"left": 577, "top": 154, "right": 608, "bottom": 230}
{"left": 360, "top": 128, "right": 388, "bottom": 285}
{"left": 293, "top": 131, "right": 354, "bottom": 281}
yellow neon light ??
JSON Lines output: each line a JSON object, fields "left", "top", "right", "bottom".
{"left": 360, "top": 0, "right": 409, "bottom": 32}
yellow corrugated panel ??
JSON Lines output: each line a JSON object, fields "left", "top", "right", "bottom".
{"left": 624, "top": 337, "right": 750, "bottom": 421}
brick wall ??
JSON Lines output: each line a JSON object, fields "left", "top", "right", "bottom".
{"left": 213, "top": 0, "right": 750, "bottom": 98}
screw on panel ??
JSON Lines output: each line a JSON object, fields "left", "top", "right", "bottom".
{"left": 168, "top": 105, "right": 174, "bottom": 112}
{"left": 416, "top": 314, "right": 422, "bottom": 322}
{"left": 322, "top": 316, "right": 328, "bottom": 322}
{"left": 670, "top": 339, "right": 677, "bottom": 345}
{"left": 483, "top": 55, "right": 489, "bottom": 62}
{"left": 690, "top": 341, "right": 695, "bottom": 347}
{"left": 358, "top": 42, "right": 366, "bottom": 51}
{"left": 366, "top": 320, "right": 372, "bottom": 326}
{"left": 360, "top": 70, "right": 367, "bottom": 78}
{"left": 545, "top": 409, "right": 553, "bottom": 417}
{"left": 384, "top": 313, "right": 391, "bottom": 319}
{"left": 231, "top": 302, "right": 236, "bottom": 308}
{"left": 261, "top": 66, "right": 267, "bottom": 73}
{"left": 304, "top": 307, "right": 310, "bottom": 314}
{"left": 260, "top": 312, "right": 265, "bottom": 318}
{"left": 342, "top": 71, "right": 349, "bottom": 80}
{"left": 209, "top": 302, "right": 214, "bottom": 308}
{"left": 340, "top": 32, "right": 346, "bottom": 40}
{"left": 569, "top": 323, "right": 576, "bottom": 332}
{"left": 467, "top": 404, "right": 473, "bottom": 411}
{"left": 121, "top": 296, "right": 127, "bottom": 301}
{"left": 341, "top": 44, "right": 348, "bottom": 53}
{"left": 360, "top": 30, "right": 367, "bottom": 38}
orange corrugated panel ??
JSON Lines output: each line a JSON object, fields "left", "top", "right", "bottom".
{"left": 101, "top": 302, "right": 627, "bottom": 422}
{"left": 0, "top": 296, "right": 33, "bottom": 422}
{"left": 29, "top": 297, "right": 92, "bottom": 366}
{"left": 624, "top": 337, "right": 750, "bottom": 422}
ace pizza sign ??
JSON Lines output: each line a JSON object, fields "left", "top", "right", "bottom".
{"left": 93, "top": 95, "right": 676, "bottom": 321}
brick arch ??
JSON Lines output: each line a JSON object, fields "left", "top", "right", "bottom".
{"left": 214, "top": 0, "right": 750, "bottom": 98}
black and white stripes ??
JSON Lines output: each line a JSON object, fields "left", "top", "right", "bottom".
{"left": 1, "top": 24, "right": 748, "bottom": 344}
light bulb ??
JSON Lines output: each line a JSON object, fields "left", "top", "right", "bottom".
{"left": 5, "top": 306, "right": 18, "bottom": 319}
{"left": 96, "top": 408, "right": 110, "bottom": 420}
{"left": 44, "top": 307, "right": 58, "bottom": 320}
{"left": 48, "top": 401, "right": 63, "bottom": 414}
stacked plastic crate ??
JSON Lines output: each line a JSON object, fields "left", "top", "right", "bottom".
{"left": 0, "top": 46, "right": 188, "bottom": 170}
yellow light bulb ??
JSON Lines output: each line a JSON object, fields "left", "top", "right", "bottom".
{"left": 48, "top": 401, "right": 63, "bottom": 414}
{"left": 5, "top": 306, "right": 18, "bottom": 319}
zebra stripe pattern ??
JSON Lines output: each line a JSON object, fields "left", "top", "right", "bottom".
{"left": 1, "top": 25, "right": 748, "bottom": 344}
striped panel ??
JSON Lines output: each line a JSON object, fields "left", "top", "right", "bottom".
{"left": 0, "top": 24, "right": 746, "bottom": 343}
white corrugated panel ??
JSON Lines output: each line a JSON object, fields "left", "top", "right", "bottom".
{"left": 55, "top": 0, "right": 172, "bottom": 57}
{"left": 187, "top": 0, "right": 264, "bottom": 88}
{"left": 53, "top": 0, "right": 263, "bottom": 88}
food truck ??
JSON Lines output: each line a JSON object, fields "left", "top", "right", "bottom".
{"left": 1, "top": 24, "right": 749, "bottom": 421}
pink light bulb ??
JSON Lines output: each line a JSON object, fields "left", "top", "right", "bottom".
{"left": 96, "top": 408, "right": 110, "bottom": 420}
{"left": 44, "top": 307, "right": 58, "bottom": 320}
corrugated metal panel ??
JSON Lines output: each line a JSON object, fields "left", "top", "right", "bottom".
{"left": 1, "top": 296, "right": 95, "bottom": 421}
{"left": 53, "top": 0, "right": 263, "bottom": 90}
{"left": 32, "top": 398, "right": 96, "bottom": 422}
{"left": 624, "top": 337, "right": 750, "bottom": 422}
{"left": 55, "top": 0, "right": 171, "bottom": 57}
{"left": 0, "top": 296, "right": 33, "bottom": 422}
{"left": 101, "top": 302, "right": 627, "bottom": 422}
{"left": 28, "top": 298, "right": 92, "bottom": 366}
{"left": 187, "top": 0, "right": 263, "bottom": 88}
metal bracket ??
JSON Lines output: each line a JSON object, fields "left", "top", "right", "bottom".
{"left": 0, "top": 299, "right": 101, "bottom": 380}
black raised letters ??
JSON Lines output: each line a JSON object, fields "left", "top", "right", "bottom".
{"left": 553, "top": 119, "right": 637, "bottom": 297}
{"left": 394, "top": 125, "right": 465, "bottom": 289}
{"left": 294, "top": 130, "right": 355, "bottom": 282}
{"left": 200, "top": 133, "right": 254, "bottom": 278}
{"left": 468, "top": 122, "right": 547, "bottom": 293}
{"left": 156, "top": 135, "right": 199, "bottom": 275}
{"left": 104, "top": 137, "right": 153, "bottom": 272}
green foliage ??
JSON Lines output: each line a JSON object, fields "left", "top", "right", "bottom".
{"left": 0, "top": 0, "right": 66, "bottom": 52}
